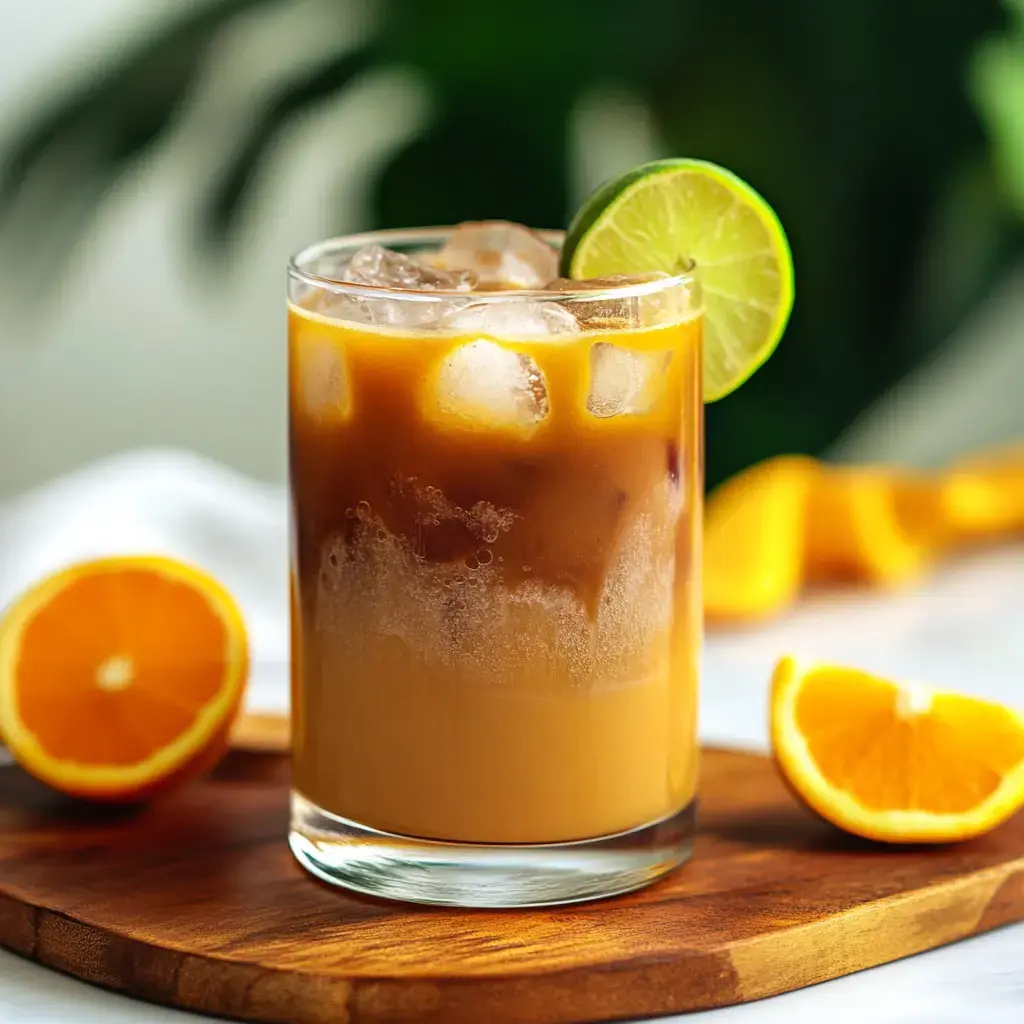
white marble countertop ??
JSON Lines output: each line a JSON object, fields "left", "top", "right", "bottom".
{"left": 1, "top": 451, "right": 1023, "bottom": 1022}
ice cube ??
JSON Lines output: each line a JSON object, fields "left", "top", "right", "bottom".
{"left": 547, "top": 272, "right": 679, "bottom": 329}
{"left": 588, "top": 342, "right": 672, "bottom": 417}
{"left": 343, "top": 244, "right": 477, "bottom": 291}
{"left": 327, "top": 244, "right": 476, "bottom": 328}
{"left": 442, "top": 300, "right": 579, "bottom": 339}
{"left": 297, "top": 338, "right": 348, "bottom": 421}
{"left": 434, "top": 341, "right": 549, "bottom": 431}
{"left": 436, "top": 222, "right": 559, "bottom": 289}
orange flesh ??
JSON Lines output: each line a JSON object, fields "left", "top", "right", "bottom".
{"left": 795, "top": 667, "right": 1024, "bottom": 814}
{"left": 15, "top": 569, "right": 229, "bottom": 766}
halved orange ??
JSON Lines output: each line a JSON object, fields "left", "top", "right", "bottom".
{"left": 772, "top": 656, "right": 1024, "bottom": 843}
{"left": 0, "top": 556, "right": 248, "bottom": 801}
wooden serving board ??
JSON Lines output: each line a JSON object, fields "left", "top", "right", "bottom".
{"left": 2, "top": 747, "right": 1023, "bottom": 1024}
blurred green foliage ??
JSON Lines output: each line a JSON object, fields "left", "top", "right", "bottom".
{"left": 973, "top": 0, "right": 1024, "bottom": 215}
{"left": 1, "top": 0, "right": 1020, "bottom": 486}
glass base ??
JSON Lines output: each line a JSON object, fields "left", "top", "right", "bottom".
{"left": 289, "top": 791, "right": 696, "bottom": 908}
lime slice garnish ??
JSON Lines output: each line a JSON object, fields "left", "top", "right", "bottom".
{"left": 562, "top": 159, "right": 794, "bottom": 402}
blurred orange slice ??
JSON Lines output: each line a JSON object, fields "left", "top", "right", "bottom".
{"left": 941, "top": 444, "right": 1024, "bottom": 541}
{"left": 704, "top": 455, "right": 818, "bottom": 622}
{"left": 771, "top": 655, "right": 1024, "bottom": 842}
{"left": 0, "top": 556, "right": 248, "bottom": 801}
{"left": 803, "top": 467, "right": 941, "bottom": 587}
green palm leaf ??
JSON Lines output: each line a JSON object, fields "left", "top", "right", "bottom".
{"left": 0, "top": 0, "right": 283, "bottom": 278}
{"left": 200, "top": 42, "right": 381, "bottom": 249}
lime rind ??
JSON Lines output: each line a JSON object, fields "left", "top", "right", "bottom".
{"left": 563, "top": 159, "right": 794, "bottom": 402}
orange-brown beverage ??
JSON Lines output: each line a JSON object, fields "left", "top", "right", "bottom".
{"left": 288, "top": 226, "right": 702, "bottom": 906}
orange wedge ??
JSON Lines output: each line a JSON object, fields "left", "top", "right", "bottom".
{"left": 704, "top": 456, "right": 819, "bottom": 622}
{"left": 803, "top": 466, "right": 943, "bottom": 587}
{"left": 941, "top": 444, "right": 1024, "bottom": 541}
{"left": 771, "top": 656, "right": 1024, "bottom": 843}
{"left": 0, "top": 556, "right": 248, "bottom": 801}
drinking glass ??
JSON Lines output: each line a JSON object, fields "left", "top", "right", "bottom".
{"left": 288, "top": 228, "right": 702, "bottom": 906}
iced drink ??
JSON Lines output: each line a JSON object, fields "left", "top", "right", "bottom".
{"left": 288, "top": 224, "right": 702, "bottom": 905}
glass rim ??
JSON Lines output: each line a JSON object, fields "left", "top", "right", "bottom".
{"left": 287, "top": 226, "right": 696, "bottom": 303}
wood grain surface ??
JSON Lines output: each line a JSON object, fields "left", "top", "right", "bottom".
{"left": 2, "top": 746, "right": 1023, "bottom": 1024}
{"left": 229, "top": 711, "right": 291, "bottom": 753}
